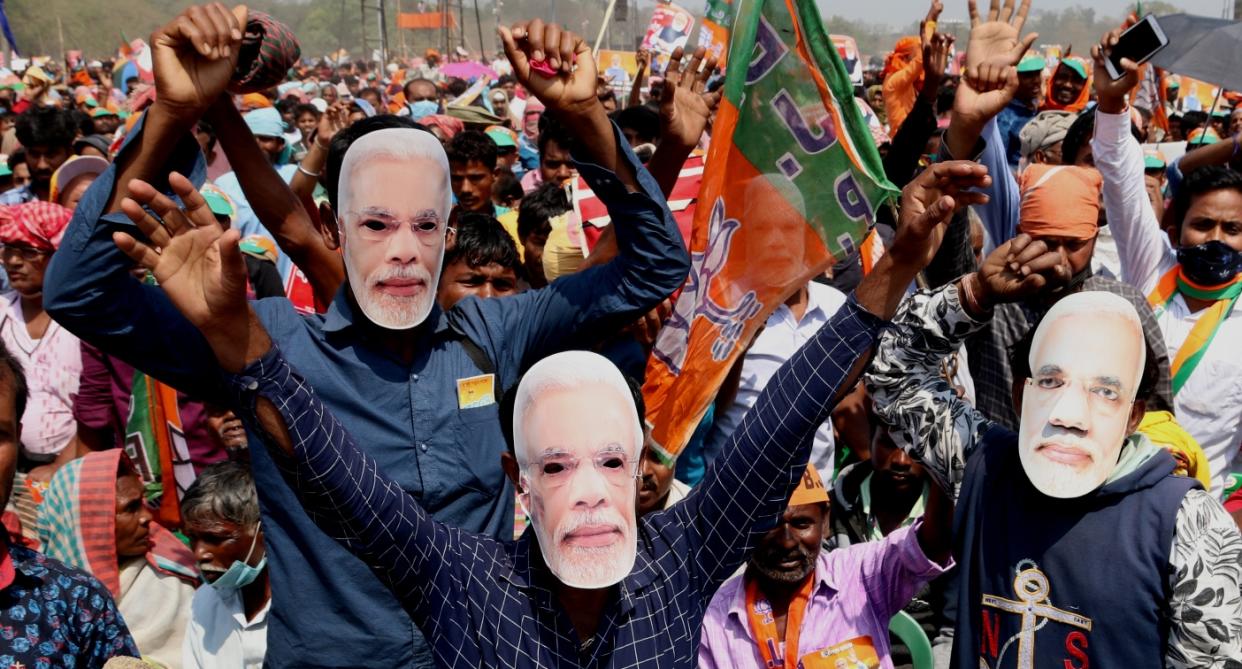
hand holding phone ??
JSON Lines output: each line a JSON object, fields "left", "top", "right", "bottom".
{"left": 1105, "top": 15, "right": 1169, "bottom": 81}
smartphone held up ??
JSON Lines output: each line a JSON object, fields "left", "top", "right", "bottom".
{"left": 1105, "top": 15, "right": 1170, "bottom": 80}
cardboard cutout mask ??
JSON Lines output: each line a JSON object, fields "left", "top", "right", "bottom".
{"left": 1018, "top": 292, "right": 1145, "bottom": 498}
{"left": 337, "top": 127, "right": 453, "bottom": 330}
{"left": 514, "top": 351, "right": 641, "bottom": 589}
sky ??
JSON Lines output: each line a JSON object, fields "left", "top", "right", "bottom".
{"left": 812, "top": 0, "right": 1233, "bottom": 26}
{"left": 669, "top": 0, "right": 1236, "bottom": 27}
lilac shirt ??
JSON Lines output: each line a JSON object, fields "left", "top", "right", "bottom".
{"left": 698, "top": 521, "right": 950, "bottom": 669}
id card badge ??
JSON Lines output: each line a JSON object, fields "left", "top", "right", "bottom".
{"left": 799, "top": 635, "right": 879, "bottom": 669}
{"left": 457, "top": 374, "right": 497, "bottom": 409}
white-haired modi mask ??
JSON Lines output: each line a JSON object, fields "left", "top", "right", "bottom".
{"left": 513, "top": 351, "right": 641, "bottom": 589}
{"left": 1019, "top": 291, "right": 1146, "bottom": 498}
{"left": 337, "top": 127, "right": 453, "bottom": 330}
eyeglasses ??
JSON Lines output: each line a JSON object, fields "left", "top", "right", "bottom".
{"left": 347, "top": 210, "right": 446, "bottom": 246}
{"left": 0, "top": 244, "right": 50, "bottom": 262}
{"left": 524, "top": 449, "right": 639, "bottom": 489}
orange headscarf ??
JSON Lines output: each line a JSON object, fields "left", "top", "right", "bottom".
{"left": 882, "top": 37, "right": 924, "bottom": 134}
{"left": 1041, "top": 58, "right": 1092, "bottom": 113}
{"left": 1018, "top": 164, "right": 1102, "bottom": 240}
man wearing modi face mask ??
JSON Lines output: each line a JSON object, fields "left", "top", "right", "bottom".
{"left": 43, "top": 12, "right": 695, "bottom": 669}
{"left": 868, "top": 238, "right": 1242, "bottom": 667}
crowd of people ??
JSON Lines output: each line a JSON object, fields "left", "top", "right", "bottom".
{"left": 0, "top": 0, "right": 1238, "bottom": 666}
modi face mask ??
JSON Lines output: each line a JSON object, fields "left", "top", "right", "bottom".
{"left": 1018, "top": 292, "right": 1146, "bottom": 498}
{"left": 513, "top": 351, "right": 640, "bottom": 589}
{"left": 337, "top": 127, "right": 453, "bottom": 330}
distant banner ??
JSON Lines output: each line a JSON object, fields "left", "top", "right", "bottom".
{"left": 831, "top": 34, "right": 862, "bottom": 87}
{"left": 642, "top": 3, "right": 696, "bottom": 75}
{"left": 642, "top": 0, "right": 897, "bottom": 462}
{"left": 598, "top": 49, "right": 639, "bottom": 88}
{"left": 698, "top": 0, "right": 734, "bottom": 66}
{"left": 397, "top": 11, "right": 457, "bottom": 30}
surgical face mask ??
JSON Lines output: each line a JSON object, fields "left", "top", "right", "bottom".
{"left": 1177, "top": 240, "right": 1242, "bottom": 286}
{"left": 408, "top": 100, "right": 439, "bottom": 121}
{"left": 208, "top": 523, "right": 267, "bottom": 592}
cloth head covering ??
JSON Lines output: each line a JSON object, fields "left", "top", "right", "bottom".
{"left": 244, "top": 106, "right": 285, "bottom": 138}
{"left": 882, "top": 37, "right": 923, "bottom": 83}
{"left": 1019, "top": 110, "right": 1075, "bottom": 158}
{"left": 1042, "top": 58, "right": 1092, "bottom": 113}
{"left": 0, "top": 202, "right": 73, "bottom": 251}
{"left": 788, "top": 464, "right": 829, "bottom": 507}
{"left": 74, "top": 134, "right": 112, "bottom": 157}
{"left": 542, "top": 211, "right": 587, "bottom": 282}
{"left": 37, "top": 449, "right": 198, "bottom": 599}
{"left": 1018, "top": 164, "right": 1102, "bottom": 240}
{"left": 421, "top": 114, "right": 464, "bottom": 140}
{"left": 445, "top": 104, "right": 505, "bottom": 127}
{"left": 1138, "top": 410, "right": 1211, "bottom": 488}
{"left": 353, "top": 98, "right": 376, "bottom": 118}
{"left": 91, "top": 107, "right": 117, "bottom": 118}
{"left": 49, "top": 155, "right": 109, "bottom": 206}
{"left": 229, "top": 11, "right": 301, "bottom": 94}
{"left": 240, "top": 92, "right": 273, "bottom": 110}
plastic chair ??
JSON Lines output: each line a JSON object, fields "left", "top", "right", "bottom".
{"left": 889, "top": 610, "right": 934, "bottom": 669}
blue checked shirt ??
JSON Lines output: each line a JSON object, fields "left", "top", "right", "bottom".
{"left": 226, "top": 297, "right": 885, "bottom": 668}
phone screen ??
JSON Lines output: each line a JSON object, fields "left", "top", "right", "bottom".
{"left": 1109, "top": 17, "right": 1165, "bottom": 71}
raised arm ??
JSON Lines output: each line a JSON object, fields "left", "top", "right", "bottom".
{"left": 454, "top": 23, "right": 691, "bottom": 370}
{"left": 671, "top": 161, "right": 993, "bottom": 598}
{"left": 203, "top": 96, "right": 345, "bottom": 304}
{"left": 44, "top": 4, "right": 249, "bottom": 401}
{"left": 866, "top": 234, "right": 1070, "bottom": 494}
{"left": 1090, "top": 24, "right": 1177, "bottom": 293}
{"left": 110, "top": 171, "right": 473, "bottom": 627}
{"left": 647, "top": 47, "right": 719, "bottom": 198}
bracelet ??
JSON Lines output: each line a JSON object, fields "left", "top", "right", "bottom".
{"left": 297, "top": 163, "right": 321, "bottom": 179}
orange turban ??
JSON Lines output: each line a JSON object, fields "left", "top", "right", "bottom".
{"left": 1019, "top": 164, "right": 1102, "bottom": 240}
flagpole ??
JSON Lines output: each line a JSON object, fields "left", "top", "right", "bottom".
{"left": 593, "top": 0, "right": 619, "bottom": 55}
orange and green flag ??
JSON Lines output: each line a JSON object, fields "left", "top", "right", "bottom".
{"left": 643, "top": 0, "right": 897, "bottom": 463}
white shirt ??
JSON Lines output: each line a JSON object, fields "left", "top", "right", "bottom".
{"left": 182, "top": 584, "right": 270, "bottom": 669}
{"left": 0, "top": 291, "right": 80, "bottom": 459}
{"left": 704, "top": 282, "right": 848, "bottom": 475}
{"left": 1093, "top": 109, "right": 1242, "bottom": 494}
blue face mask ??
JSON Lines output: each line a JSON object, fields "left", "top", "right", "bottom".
{"left": 206, "top": 523, "right": 267, "bottom": 592}
{"left": 408, "top": 100, "right": 439, "bottom": 121}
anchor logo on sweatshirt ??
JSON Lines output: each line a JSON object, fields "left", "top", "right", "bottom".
{"left": 979, "top": 564, "right": 1094, "bottom": 669}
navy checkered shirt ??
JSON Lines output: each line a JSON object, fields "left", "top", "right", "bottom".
{"left": 227, "top": 298, "right": 883, "bottom": 668}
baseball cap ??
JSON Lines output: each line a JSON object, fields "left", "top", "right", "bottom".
{"left": 73, "top": 134, "right": 111, "bottom": 156}
{"left": 49, "top": 155, "right": 109, "bottom": 205}
{"left": 1143, "top": 147, "right": 1167, "bottom": 170}
{"left": 201, "top": 183, "right": 236, "bottom": 217}
{"left": 1058, "top": 58, "right": 1088, "bottom": 80}
{"left": 1017, "top": 56, "right": 1045, "bottom": 74}
{"left": 485, "top": 125, "right": 517, "bottom": 149}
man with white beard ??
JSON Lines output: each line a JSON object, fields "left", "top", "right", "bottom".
{"left": 42, "top": 8, "right": 690, "bottom": 669}
{"left": 866, "top": 235, "right": 1242, "bottom": 668}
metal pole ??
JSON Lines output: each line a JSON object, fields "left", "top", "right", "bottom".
{"left": 592, "top": 0, "right": 619, "bottom": 55}
{"left": 473, "top": 0, "right": 486, "bottom": 60}
{"left": 379, "top": 0, "right": 389, "bottom": 65}
{"left": 360, "top": 0, "right": 368, "bottom": 61}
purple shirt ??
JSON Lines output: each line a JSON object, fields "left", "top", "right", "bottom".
{"left": 698, "top": 521, "right": 951, "bottom": 669}
{"left": 73, "top": 341, "right": 226, "bottom": 472}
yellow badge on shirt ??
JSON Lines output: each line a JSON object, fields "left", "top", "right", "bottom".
{"left": 457, "top": 374, "right": 496, "bottom": 409}
{"left": 799, "top": 636, "right": 879, "bottom": 669}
